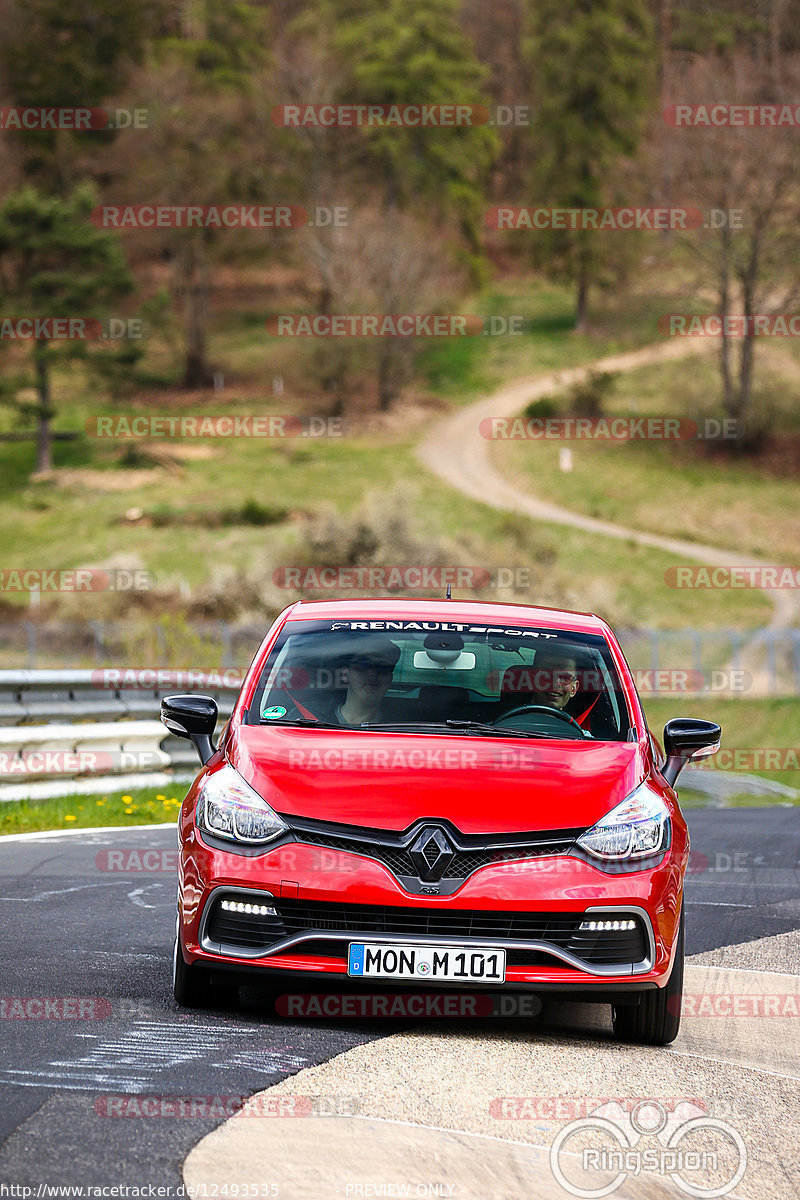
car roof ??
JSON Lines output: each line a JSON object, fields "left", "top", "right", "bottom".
{"left": 282, "top": 597, "right": 613, "bottom": 638}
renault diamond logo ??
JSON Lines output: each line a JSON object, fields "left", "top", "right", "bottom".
{"left": 410, "top": 827, "right": 456, "bottom": 882}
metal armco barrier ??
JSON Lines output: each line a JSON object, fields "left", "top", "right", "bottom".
{"left": 0, "top": 670, "right": 241, "bottom": 802}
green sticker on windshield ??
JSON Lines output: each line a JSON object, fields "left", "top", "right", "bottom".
{"left": 262, "top": 705, "right": 287, "bottom": 719}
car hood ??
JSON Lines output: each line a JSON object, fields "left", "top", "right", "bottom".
{"left": 227, "top": 726, "right": 650, "bottom": 834}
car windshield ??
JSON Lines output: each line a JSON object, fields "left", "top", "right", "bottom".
{"left": 247, "top": 618, "right": 632, "bottom": 741}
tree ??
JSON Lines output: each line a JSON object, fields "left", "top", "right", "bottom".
{"left": 662, "top": 52, "right": 800, "bottom": 447}
{"left": 0, "top": 184, "right": 133, "bottom": 473}
{"left": 0, "top": 0, "right": 155, "bottom": 192}
{"left": 332, "top": 0, "right": 499, "bottom": 251}
{"left": 526, "top": 0, "right": 656, "bottom": 330}
{"left": 295, "top": 210, "right": 463, "bottom": 413}
{"left": 280, "top": 0, "right": 498, "bottom": 408}
{"left": 98, "top": 0, "right": 273, "bottom": 387}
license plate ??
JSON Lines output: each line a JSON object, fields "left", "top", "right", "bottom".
{"left": 347, "top": 943, "right": 506, "bottom": 983}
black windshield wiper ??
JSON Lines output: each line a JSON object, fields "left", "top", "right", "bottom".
{"left": 444, "top": 720, "right": 559, "bottom": 739}
{"left": 447, "top": 719, "right": 592, "bottom": 740}
{"left": 359, "top": 722, "right": 463, "bottom": 732}
{"left": 361, "top": 720, "right": 555, "bottom": 740}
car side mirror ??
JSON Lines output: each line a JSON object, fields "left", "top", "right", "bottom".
{"left": 161, "top": 694, "right": 218, "bottom": 765}
{"left": 661, "top": 718, "right": 721, "bottom": 788}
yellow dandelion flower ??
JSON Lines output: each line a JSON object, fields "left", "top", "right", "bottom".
{"left": 64, "top": 814, "right": 77, "bottom": 822}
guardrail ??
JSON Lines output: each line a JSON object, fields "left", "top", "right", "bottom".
{"left": 0, "top": 655, "right": 795, "bottom": 804}
{"left": 0, "top": 671, "right": 241, "bottom": 802}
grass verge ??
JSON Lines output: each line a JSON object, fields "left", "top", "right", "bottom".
{"left": 2, "top": 695, "right": 799, "bottom": 835}
{"left": 494, "top": 351, "right": 800, "bottom": 563}
{"left": 0, "top": 787, "right": 184, "bottom": 836}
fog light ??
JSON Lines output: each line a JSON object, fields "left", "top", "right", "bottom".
{"left": 221, "top": 898, "right": 277, "bottom": 917}
{"left": 580, "top": 918, "right": 636, "bottom": 932}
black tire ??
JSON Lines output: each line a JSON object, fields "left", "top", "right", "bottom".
{"left": 612, "top": 909, "right": 684, "bottom": 1046}
{"left": 173, "top": 935, "right": 239, "bottom": 1009}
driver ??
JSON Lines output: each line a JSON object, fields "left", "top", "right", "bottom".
{"left": 529, "top": 650, "right": 580, "bottom": 711}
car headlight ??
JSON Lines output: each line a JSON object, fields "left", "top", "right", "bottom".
{"left": 196, "top": 764, "right": 288, "bottom": 845}
{"left": 576, "top": 784, "right": 669, "bottom": 861}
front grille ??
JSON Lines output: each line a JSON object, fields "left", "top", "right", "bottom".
{"left": 204, "top": 893, "right": 648, "bottom": 968}
{"left": 291, "top": 829, "right": 575, "bottom": 883}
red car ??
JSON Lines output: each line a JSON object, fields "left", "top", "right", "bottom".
{"left": 163, "top": 599, "right": 720, "bottom": 1044}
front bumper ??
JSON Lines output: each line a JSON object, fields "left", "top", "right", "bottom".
{"left": 179, "top": 827, "right": 685, "bottom": 990}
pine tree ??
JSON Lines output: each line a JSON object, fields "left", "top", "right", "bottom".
{"left": 0, "top": 184, "right": 133, "bottom": 473}
{"left": 527, "top": 0, "right": 655, "bottom": 329}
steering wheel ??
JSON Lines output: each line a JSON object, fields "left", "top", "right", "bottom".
{"left": 490, "top": 703, "right": 589, "bottom": 735}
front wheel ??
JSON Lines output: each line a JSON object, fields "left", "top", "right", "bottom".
{"left": 611, "top": 908, "right": 684, "bottom": 1046}
{"left": 173, "top": 935, "right": 238, "bottom": 1009}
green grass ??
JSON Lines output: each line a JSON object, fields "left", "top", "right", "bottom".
{"left": 0, "top": 787, "right": 185, "bottom": 836}
{"left": 494, "top": 351, "right": 800, "bottom": 562}
{"left": 416, "top": 276, "right": 673, "bottom": 404}
{"left": 0, "top": 271, "right": 787, "bottom": 635}
{"left": 3, "top": 696, "right": 797, "bottom": 834}
{"left": 644, "top": 696, "right": 800, "bottom": 798}
{"left": 0, "top": 399, "right": 772, "bottom": 635}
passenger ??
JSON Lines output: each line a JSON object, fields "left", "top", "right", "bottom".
{"left": 333, "top": 637, "right": 401, "bottom": 727}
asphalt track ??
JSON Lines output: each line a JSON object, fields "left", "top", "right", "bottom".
{"left": 0, "top": 808, "right": 797, "bottom": 1190}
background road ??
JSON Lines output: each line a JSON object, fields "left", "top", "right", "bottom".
{"left": 0, "top": 809, "right": 797, "bottom": 1187}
